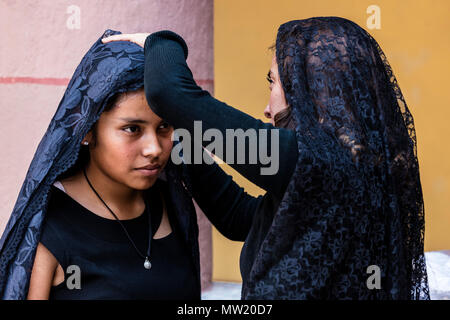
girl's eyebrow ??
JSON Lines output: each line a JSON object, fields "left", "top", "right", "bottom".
{"left": 118, "top": 117, "right": 148, "bottom": 124}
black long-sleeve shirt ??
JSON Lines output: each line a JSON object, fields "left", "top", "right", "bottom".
{"left": 143, "top": 31, "right": 298, "bottom": 285}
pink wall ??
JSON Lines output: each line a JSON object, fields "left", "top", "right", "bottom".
{"left": 0, "top": 0, "right": 213, "bottom": 291}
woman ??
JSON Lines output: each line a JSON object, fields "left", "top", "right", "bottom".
{"left": 0, "top": 29, "right": 252, "bottom": 300}
{"left": 103, "top": 16, "right": 430, "bottom": 299}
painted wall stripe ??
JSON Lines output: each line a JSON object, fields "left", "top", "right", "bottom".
{"left": 0, "top": 77, "right": 214, "bottom": 86}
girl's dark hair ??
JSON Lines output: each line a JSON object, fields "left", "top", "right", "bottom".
{"left": 90, "top": 91, "right": 125, "bottom": 146}
{"left": 55, "top": 90, "right": 125, "bottom": 181}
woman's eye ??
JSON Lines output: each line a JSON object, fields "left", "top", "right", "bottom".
{"left": 123, "top": 126, "right": 140, "bottom": 133}
{"left": 266, "top": 75, "right": 274, "bottom": 84}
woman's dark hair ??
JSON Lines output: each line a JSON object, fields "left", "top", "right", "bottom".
{"left": 274, "top": 106, "right": 296, "bottom": 129}
{"left": 268, "top": 43, "right": 296, "bottom": 130}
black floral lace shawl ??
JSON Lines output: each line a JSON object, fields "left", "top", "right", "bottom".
{"left": 242, "top": 17, "right": 429, "bottom": 299}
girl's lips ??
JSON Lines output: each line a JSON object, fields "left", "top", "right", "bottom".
{"left": 135, "top": 167, "right": 160, "bottom": 176}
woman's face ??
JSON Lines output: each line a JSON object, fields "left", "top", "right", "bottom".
{"left": 84, "top": 89, "right": 173, "bottom": 190}
{"left": 264, "top": 54, "right": 288, "bottom": 125}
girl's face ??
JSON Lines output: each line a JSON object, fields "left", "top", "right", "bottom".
{"left": 84, "top": 89, "right": 173, "bottom": 190}
{"left": 264, "top": 54, "right": 288, "bottom": 125}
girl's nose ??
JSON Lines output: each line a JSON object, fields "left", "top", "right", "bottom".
{"left": 142, "top": 134, "right": 163, "bottom": 159}
{"left": 264, "top": 104, "right": 272, "bottom": 119}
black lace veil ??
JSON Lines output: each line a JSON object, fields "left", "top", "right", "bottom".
{"left": 243, "top": 17, "right": 429, "bottom": 299}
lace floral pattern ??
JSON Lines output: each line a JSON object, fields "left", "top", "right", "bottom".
{"left": 243, "top": 17, "right": 429, "bottom": 299}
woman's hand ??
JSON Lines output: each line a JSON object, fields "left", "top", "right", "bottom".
{"left": 101, "top": 33, "right": 150, "bottom": 48}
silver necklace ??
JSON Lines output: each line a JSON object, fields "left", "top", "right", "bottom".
{"left": 83, "top": 168, "right": 156, "bottom": 270}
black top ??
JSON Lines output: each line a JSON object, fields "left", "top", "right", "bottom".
{"left": 39, "top": 179, "right": 200, "bottom": 300}
{"left": 143, "top": 31, "right": 298, "bottom": 289}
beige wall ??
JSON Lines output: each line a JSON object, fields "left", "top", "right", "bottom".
{"left": 0, "top": 0, "right": 214, "bottom": 290}
{"left": 213, "top": 0, "right": 450, "bottom": 282}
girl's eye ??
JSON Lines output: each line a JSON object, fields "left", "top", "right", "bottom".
{"left": 123, "top": 126, "right": 140, "bottom": 133}
{"left": 158, "top": 122, "right": 171, "bottom": 130}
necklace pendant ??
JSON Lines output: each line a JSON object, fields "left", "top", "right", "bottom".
{"left": 144, "top": 257, "right": 152, "bottom": 270}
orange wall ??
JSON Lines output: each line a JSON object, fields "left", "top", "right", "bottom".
{"left": 213, "top": 0, "right": 450, "bottom": 282}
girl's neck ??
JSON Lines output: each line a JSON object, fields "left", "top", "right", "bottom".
{"left": 60, "top": 165, "right": 145, "bottom": 220}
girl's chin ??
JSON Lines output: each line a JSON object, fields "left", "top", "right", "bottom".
{"left": 130, "top": 176, "right": 158, "bottom": 190}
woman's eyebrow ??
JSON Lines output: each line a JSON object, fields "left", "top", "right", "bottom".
{"left": 118, "top": 117, "right": 148, "bottom": 124}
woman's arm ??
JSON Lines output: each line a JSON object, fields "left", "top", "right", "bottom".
{"left": 27, "top": 242, "right": 58, "bottom": 300}
{"left": 185, "top": 147, "right": 263, "bottom": 241}
{"left": 144, "top": 31, "right": 298, "bottom": 199}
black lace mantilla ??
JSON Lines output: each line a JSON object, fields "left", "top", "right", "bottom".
{"left": 242, "top": 17, "right": 429, "bottom": 299}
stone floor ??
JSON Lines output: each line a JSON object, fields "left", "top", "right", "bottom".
{"left": 201, "top": 281, "right": 242, "bottom": 300}
{"left": 201, "top": 250, "right": 450, "bottom": 300}
{"left": 426, "top": 250, "right": 450, "bottom": 300}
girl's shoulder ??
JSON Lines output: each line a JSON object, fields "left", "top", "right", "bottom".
{"left": 39, "top": 183, "right": 74, "bottom": 269}
{"left": 43, "top": 182, "right": 75, "bottom": 234}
